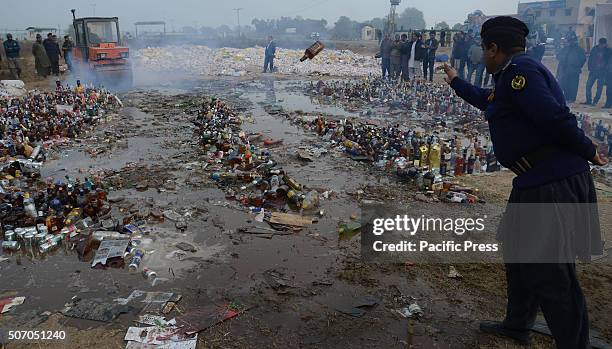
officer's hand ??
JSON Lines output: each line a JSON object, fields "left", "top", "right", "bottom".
{"left": 441, "top": 63, "right": 457, "bottom": 84}
{"left": 592, "top": 152, "right": 607, "bottom": 166}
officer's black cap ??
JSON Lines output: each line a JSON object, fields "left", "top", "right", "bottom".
{"left": 481, "top": 16, "right": 529, "bottom": 50}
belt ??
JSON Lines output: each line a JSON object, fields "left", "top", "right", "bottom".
{"left": 510, "top": 145, "right": 559, "bottom": 176}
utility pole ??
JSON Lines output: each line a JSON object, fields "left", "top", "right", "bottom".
{"left": 91, "top": 3, "right": 96, "bottom": 16}
{"left": 233, "top": 8, "right": 243, "bottom": 37}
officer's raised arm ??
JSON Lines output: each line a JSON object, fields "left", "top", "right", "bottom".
{"left": 441, "top": 64, "right": 492, "bottom": 111}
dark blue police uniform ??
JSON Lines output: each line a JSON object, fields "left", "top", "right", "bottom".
{"left": 450, "top": 52, "right": 603, "bottom": 348}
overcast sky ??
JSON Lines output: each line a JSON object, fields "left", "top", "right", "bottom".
{"left": 1, "top": 0, "right": 526, "bottom": 32}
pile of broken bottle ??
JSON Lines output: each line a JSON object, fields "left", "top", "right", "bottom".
{"left": 0, "top": 85, "right": 131, "bottom": 260}
{"left": 308, "top": 77, "right": 484, "bottom": 119}
{"left": 267, "top": 111, "right": 501, "bottom": 204}
{"left": 196, "top": 98, "right": 321, "bottom": 217}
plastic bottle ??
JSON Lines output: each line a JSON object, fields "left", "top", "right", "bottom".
{"left": 283, "top": 175, "right": 302, "bottom": 191}
{"left": 287, "top": 190, "right": 303, "bottom": 207}
{"left": 301, "top": 191, "right": 320, "bottom": 211}
{"left": 24, "top": 197, "right": 37, "bottom": 219}
{"left": 467, "top": 155, "right": 475, "bottom": 174}
{"left": 473, "top": 157, "right": 482, "bottom": 174}
{"left": 429, "top": 143, "right": 441, "bottom": 170}
{"left": 455, "top": 156, "right": 465, "bottom": 176}
{"left": 270, "top": 175, "right": 280, "bottom": 192}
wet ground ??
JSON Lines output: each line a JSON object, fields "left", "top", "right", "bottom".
{"left": 1, "top": 76, "right": 611, "bottom": 349}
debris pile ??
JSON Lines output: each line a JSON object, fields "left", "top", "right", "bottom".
{"left": 264, "top": 104, "right": 499, "bottom": 203}
{"left": 194, "top": 97, "right": 323, "bottom": 223}
{"left": 1, "top": 85, "right": 121, "bottom": 255}
{"left": 307, "top": 77, "right": 483, "bottom": 119}
{"left": 134, "top": 45, "right": 379, "bottom": 77}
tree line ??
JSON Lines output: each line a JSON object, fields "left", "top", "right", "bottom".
{"left": 176, "top": 8, "right": 463, "bottom": 40}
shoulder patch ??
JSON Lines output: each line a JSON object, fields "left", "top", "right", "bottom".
{"left": 511, "top": 75, "right": 526, "bottom": 90}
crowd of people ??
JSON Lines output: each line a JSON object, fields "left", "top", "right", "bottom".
{"left": 556, "top": 36, "right": 612, "bottom": 107}
{"left": 378, "top": 30, "right": 439, "bottom": 82}
{"left": 376, "top": 25, "right": 612, "bottom": 108}
{"left": 1, "top": 32, "right": 74, "bottom": 79}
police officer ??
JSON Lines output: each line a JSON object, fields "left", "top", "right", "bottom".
{"left": 442, "top": 17, "right": 605, "bottom": 348}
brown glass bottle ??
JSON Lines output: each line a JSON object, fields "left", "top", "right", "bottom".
{"left": 300, "top": 41, "right": 325, "bottom": 62}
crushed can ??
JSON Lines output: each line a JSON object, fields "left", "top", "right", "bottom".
{"left": 128, "top": 249, "right": 145, "bottom": 272}
{"left": 142, "top": 267, "right": 157, "bottom": 280}
{"left": 23, "top": 232, "right": 36, "bottom": 246}
{"left": 34, "top": 232, "right": 47, "bottom": 244}
{"left": 15, "top": 228, "right": 26, "bottom": 241}
{"left": 36, "top": 224, "right": 48, "bottom": 234}
{"left": 2, "top": 240, "right": 20, "bottom": 251}
{"left": 3, "top": 230, "right": 15, "bottom": 241}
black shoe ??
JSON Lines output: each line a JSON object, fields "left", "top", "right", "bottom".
{"left": 581, "top": 101, "right": 592, "bottom": 105}
{"left": 479, "top": 321, "right": 532, "bottom": 345}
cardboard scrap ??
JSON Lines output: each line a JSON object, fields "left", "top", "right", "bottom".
{"left": 62, "top": 298, "right": 132, "bottom": 322}
{"left": 269, "top": 212, "right": 313, "bottom": 227}
{"left": 125, "top": 340, "right": 196, "bottom": 349}
{"left": 297, "top": 150, "right": 315, "bottom": 162}
{"left": 333, "top": 295, "right": 379, "bottom": 318}
{"left": 91, "top": 239, "right": 130, "bottom": 267}
{"left": 175, "top": 303, "right": 249, "bottom": 335}
{"left": 137, "top": 314, "right": 176, "bottom": 327}
{"left": 116, "top": 291, "right": 181, "bottom": 314}
{"left": 124, "top": 326, "right": 196, "bottom": 348}
{"left": 448, "top": 266, "right": 463, "bottom": 279}
{"left": 0, "top": 296, "right": 25, "bottom": 314}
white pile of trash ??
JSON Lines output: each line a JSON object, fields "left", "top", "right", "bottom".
{"left": 133, "top": 45, "right": 379, "bottom": 77}
{"left": 0, "top": 80, "right": 27, "bottom": 97}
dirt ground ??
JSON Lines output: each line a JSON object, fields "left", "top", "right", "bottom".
{"left": 1, "top": 47, "right": 611, "bottom": 349}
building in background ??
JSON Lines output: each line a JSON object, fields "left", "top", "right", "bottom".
{"left": 25, "top": 27, "right": 58, "bottom": 40}
{"left": 517, "top": 0, "right": 603, "bottom": 47}
{"left": 594, "top": 2, "right": 612, "bottom": 44}
{"left": 361, "top": 25, "right": 376, "bottom": 41}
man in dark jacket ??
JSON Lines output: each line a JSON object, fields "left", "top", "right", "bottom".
{"left": 43, "top": 33, "right": 61, "bottom": 76}
{"left": 422, "top": 31, "right": 439, "bottom": 81}
{"left": 452, "top": 31, "right": 468, "bottom": 79}
{"left": 62, "top": 35, "right": 74, "bottom": 72}
{"left": 2, "top": 33, "right": 21, "bottom": 79}
{"left": 584, "top": 38, "right": 609, "bottom": 105}
{"left": 390, "top": 34, "right": 402, "bottom": 80}
{"left": 451, "top": 31, "right": 462, "bottom": 68}
{"left": 263, "top": 36, "right": 276, "bottom": 73}
{"left": 604, "top": 53, "right": 612, "bottom": 108}
{"left": 557, "top": 37, "right": 586, "bottom": 103}
{"left": 410, "top": 32, "right": 425, "bottom": 79}
{"left": 379, "top": 33, "right": 393, "bottom": 79}
{"left": 399, "top": 33, "right": 411, "bottom": 81}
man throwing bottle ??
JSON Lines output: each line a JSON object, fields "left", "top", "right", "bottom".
{"left": 441, "top": 16, "right": 605, "bottom": 348}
